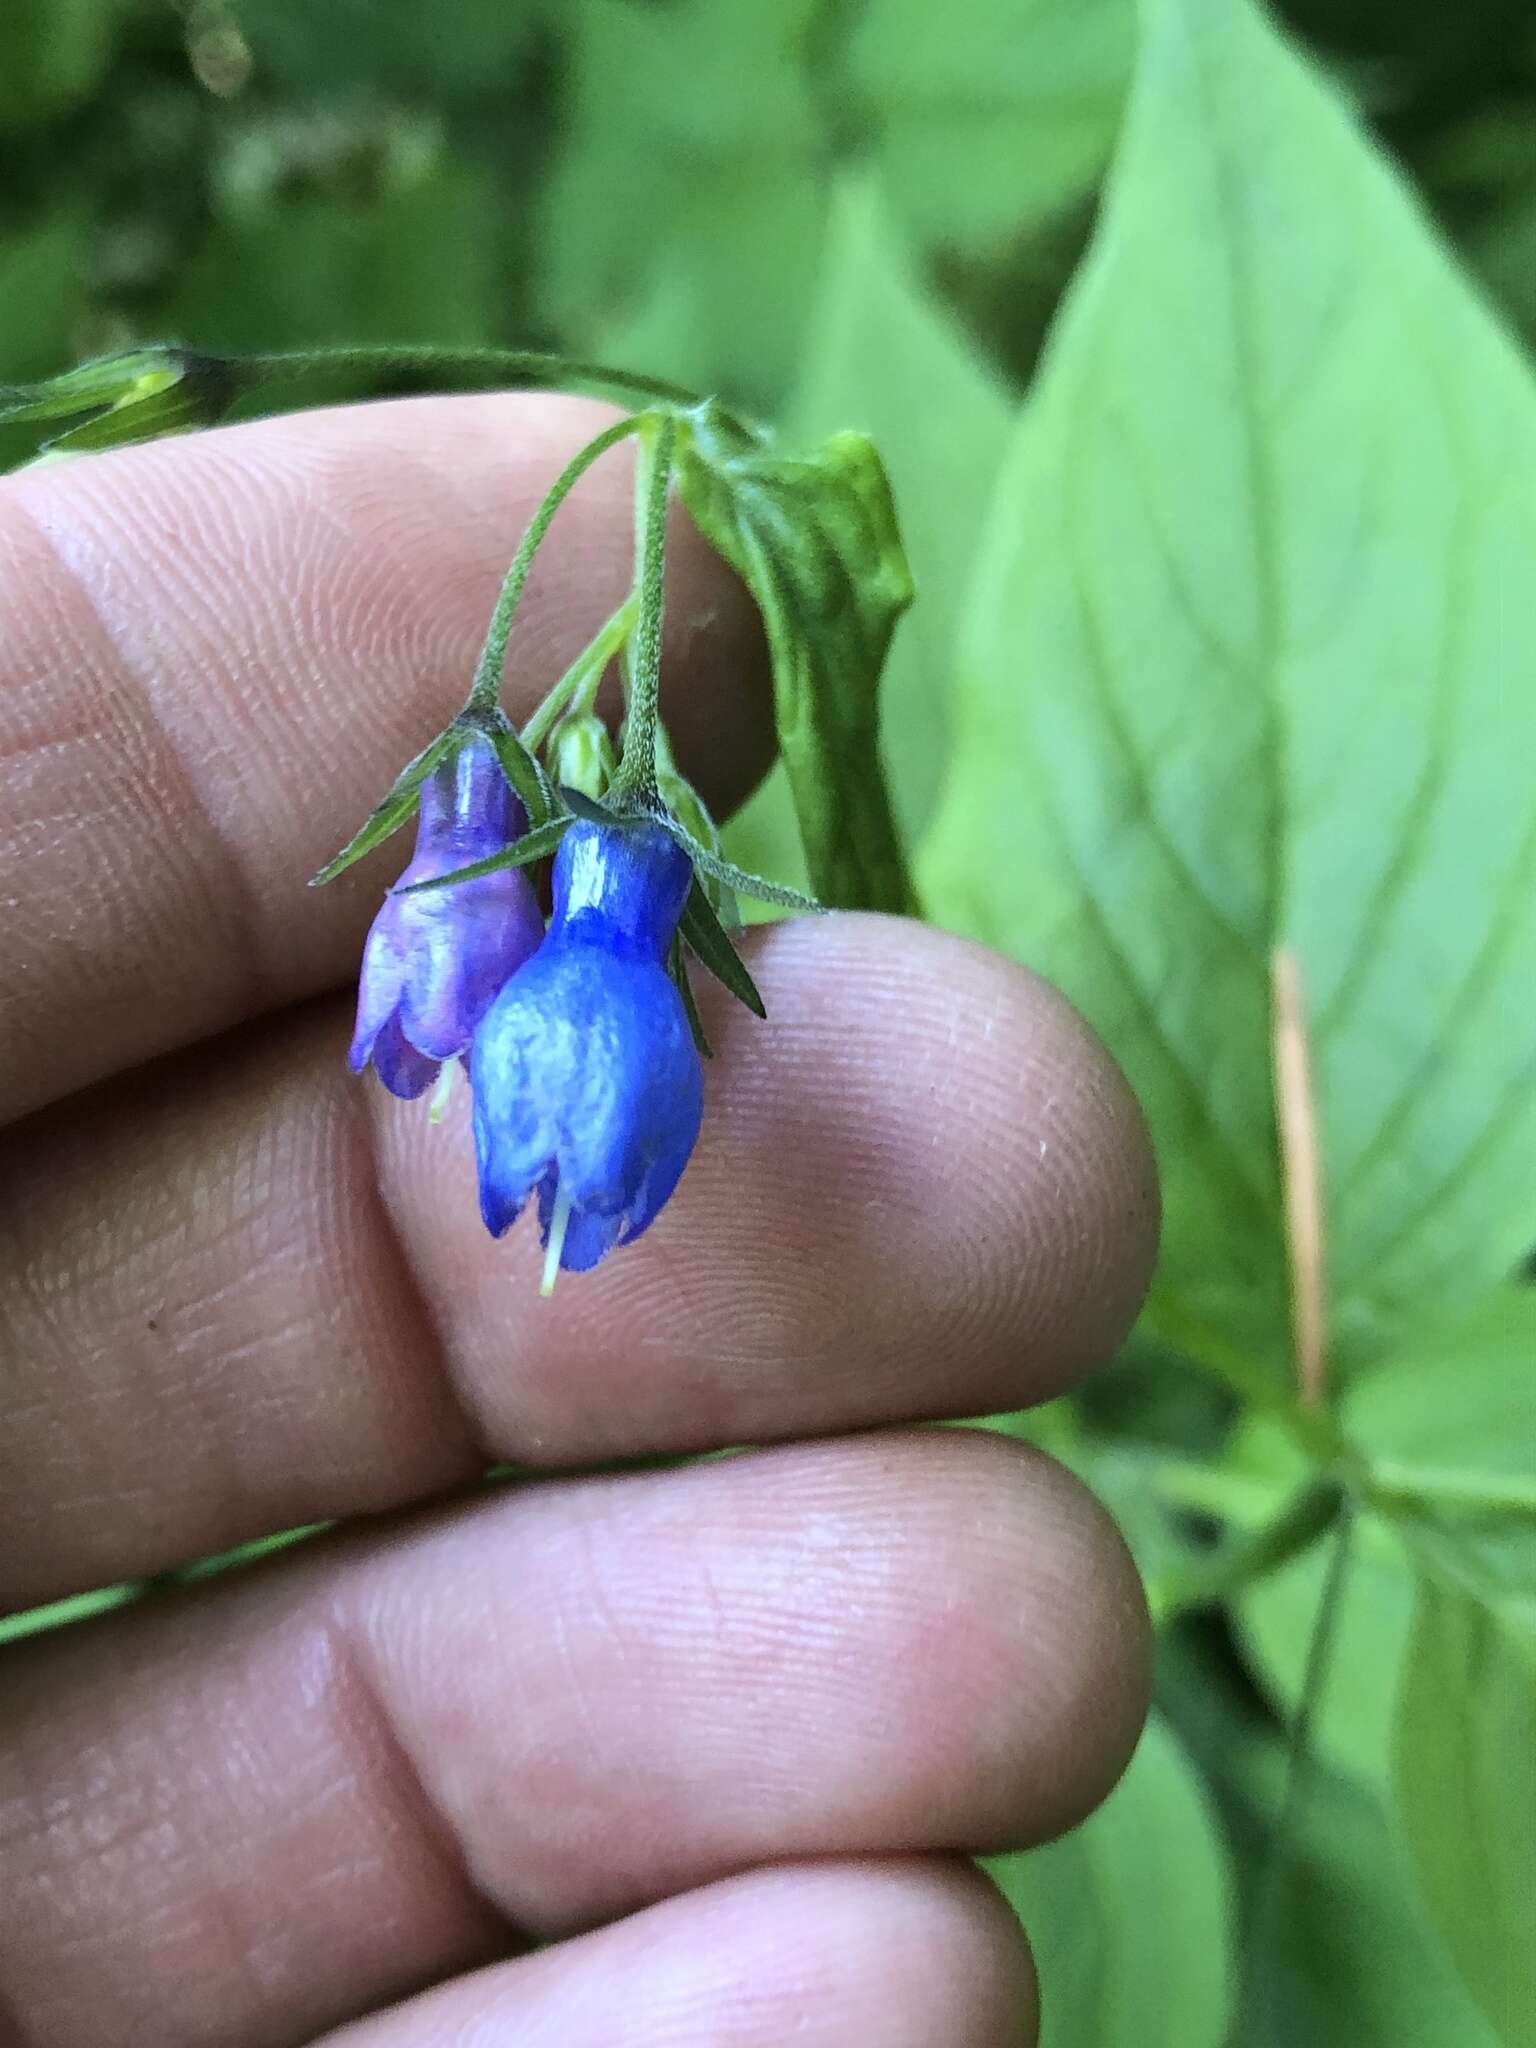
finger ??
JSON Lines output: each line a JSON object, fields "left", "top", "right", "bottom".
{"left": 0, "top": 917, "right": 1158, "bottom": 1608}
{"left": 0, "top": 394, "right": 770, "bottom": 1125}
{"left": 310, "top": 1859, "right": 1037, "bottom": 2048}
{"left": 0, "top": 1431, "right": 1147, "bottom": 2048}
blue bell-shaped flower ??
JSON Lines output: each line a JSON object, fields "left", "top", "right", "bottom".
{"left": 470, "top": 816, "right": 703, "bottom": 1276}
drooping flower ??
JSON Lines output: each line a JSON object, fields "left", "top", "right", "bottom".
{"left": 349, "top": 735, "right": 545, "bottom": 1099}
{"left": 470, "top": 815, "right": 703, "bottom": 1277}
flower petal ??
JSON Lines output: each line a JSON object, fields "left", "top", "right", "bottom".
{"left": 398, "top": 883, "right": 545, "bottom": 1060}
{"left": 537, "top": 1182, "right": 626, "bottom": 1273}
{"left": 348, "top": 908, "right": 408, "bottom": 1072}
{"left": 617, "top": 1101, "right": 702, "bottom": 1248}
{"left": 368, "top": 1009, "right": 440, "bottom": 1100}
{"left": 471, "top": 1073, "right": 551, "bottom": 1239}
{"left": 417, "top": 730, "right": 521, "bottom": 862}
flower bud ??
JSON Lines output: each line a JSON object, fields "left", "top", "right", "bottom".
{"left": 551, "top": 712, "right": 617, "bottom": 803}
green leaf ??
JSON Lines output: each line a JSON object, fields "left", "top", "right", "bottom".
{"left": 1161, "top": 1625, "right": 1502, "bottom": 2048}
{"left": 591, "top": 174, "right": 828, "bottom": 419}
{"left": 1348, "top": 1290, "right": 1536, "bottom": 1626}
{"left": 677, "top": 402, "right": 916, "bottom": 913}
{"left": 1241, "top": 1761, "right": 1507, "bottom": 2047}
{"left": 164, "top": 163, "right": 506, "bottom": 355}
{"left": 845, "top": 0, "right": 1133, "bottom": 254}
{"left": 541, "top": 0, "right": 826, "bottom": 411}
{"left": 0, "top": 203, "right": 90, "bottom": 386}
{"left": 1395, "top": 1562, "right": 1536, "bottom": 2047}
{"left": 920, "top": 0, "right": 1536, "bottom": 1371}
{"left": 1234, "top": 1294, "right": 1535, "bottom": 1795}
{"left": 785, "top": 174, "right": 1013, "bottom": 843}
{"left": 989, "top": 1713, "right": 1233, "bottom": 2048}
{"left": 0, "top": 0, "right": 120, "bottom": 130}
{"left": 237, "top": 0, "right": 543, "bottom": 98}
{"left": 1349, "top": 1288, "right": 1536, "bottom": 1518}
{"left": 678, "top": 879, "right": 766, "bottom": 1019}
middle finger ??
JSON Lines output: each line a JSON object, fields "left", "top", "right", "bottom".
{"left": 0, "top": 1429, "right": 1149, "bottom": 2048}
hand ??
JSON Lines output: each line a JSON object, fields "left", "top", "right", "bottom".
{"left": 0, "top": 395, "right": 1158, "bottom": 2048}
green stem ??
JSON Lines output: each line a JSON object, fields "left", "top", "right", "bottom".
{"left": 466, "top": 412, "right": 647, "bottom": 714}
{"left": 520, "top": 596, "right": 637, "bottom": 753}
{"left": 1151, "top": 1460, "right": 1305, "bottom": 1529}
{"left": 610, "top": 414, "right": 676, "bottom": 805}
{"left": 1142, "top": 1296, "right": 1349, "bottom": 1467}
{"left": 246, "top": 344, "right": 701, "bottom": 414}
{"left": 1146, "top": 1477, "right": 1343, "bottom": 1627}
{"left": 1228, "top": 1504, "right": 1357, "bottom": 2048}
{"left": 1367, "top": 1463, "right": 1536, "bottom": 1517}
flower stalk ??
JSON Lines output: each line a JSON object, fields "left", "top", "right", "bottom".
{"left": 608, "top": 413, "right": 676, "bottom": 809}
{"left": 467, "top": 411, "right": 647, "bottom": 715}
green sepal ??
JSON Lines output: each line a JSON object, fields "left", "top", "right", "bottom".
{"left": 308, "top": 728, "right": 458, "bottom": 886}
{"left": 653, "top": 720, "right": 717, "bottom": 847}
{"left": 664, "top": 814, "right": 822, "bottom": 913}
{"left": 656, "top": 767, "right": 719, "bottom": 857}
{"left": 668, "top": 933, "right": 713, "bottom": 1058}
{"left": 394, "top": 813, "right": 573, "bottom": 895}
{"left": 477, "top": 713, "right": 554, "bottom": 828}
{"left": 679, "top": 877, "right": 766, "bottom": 1018}
{"left": 0, "top": 347, "right": 244, "bottom": 457}
{"left": 653, "top": 721, "right": 738, "bottom": 924}
{"left": 557, "top": 784, "right": 614, "bottom": 825}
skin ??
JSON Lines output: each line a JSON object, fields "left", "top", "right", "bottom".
{"left": 0, "top": 394, "right": 1160, "bottom": 2048}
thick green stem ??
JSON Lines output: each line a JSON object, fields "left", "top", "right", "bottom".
{"left": 247, "top": 344, "right": 700, "bottom": 413}
{"left": 467, "top": 412, "right": 647, "bottom": 714}
{"left": 610, "top": 414, "right": 676, "bottom": 805}
{"left": 1145, "top": 1477, "right": 1344, "bottom": 1626}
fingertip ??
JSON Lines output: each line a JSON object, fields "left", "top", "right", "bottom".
{"left": 885, "top": 1857, "right": 1041, "bottom": 2045}
{"left": 707, "top": 912, "right": 1162, "bottom": 1401}
{"left": 1007, "top": 1440, "right": 1154, "bottom": 1837}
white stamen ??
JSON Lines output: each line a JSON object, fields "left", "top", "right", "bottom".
{"left": 427, "top": 1057, "right": 458, "bottom": 1125}
{"left": 541, "top": 1180, "right": 574, "bottom": 1298}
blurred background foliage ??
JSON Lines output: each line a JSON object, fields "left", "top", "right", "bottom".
{"left": 1, "top": 2, "right": 1532, "bottom": 2044}
{"left": 5, "top": 0, "right": 1533, "bottom": 401}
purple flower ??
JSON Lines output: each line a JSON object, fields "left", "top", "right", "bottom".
{"left": 350, "top": 736, "right": 545, "bottom": 1099}
{"left": 471, "top": 816, "right": 703, "bottom": 1276}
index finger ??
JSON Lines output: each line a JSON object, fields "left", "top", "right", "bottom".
{"left": 0, "top": 394, "right": 771, "bottom": 1126}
